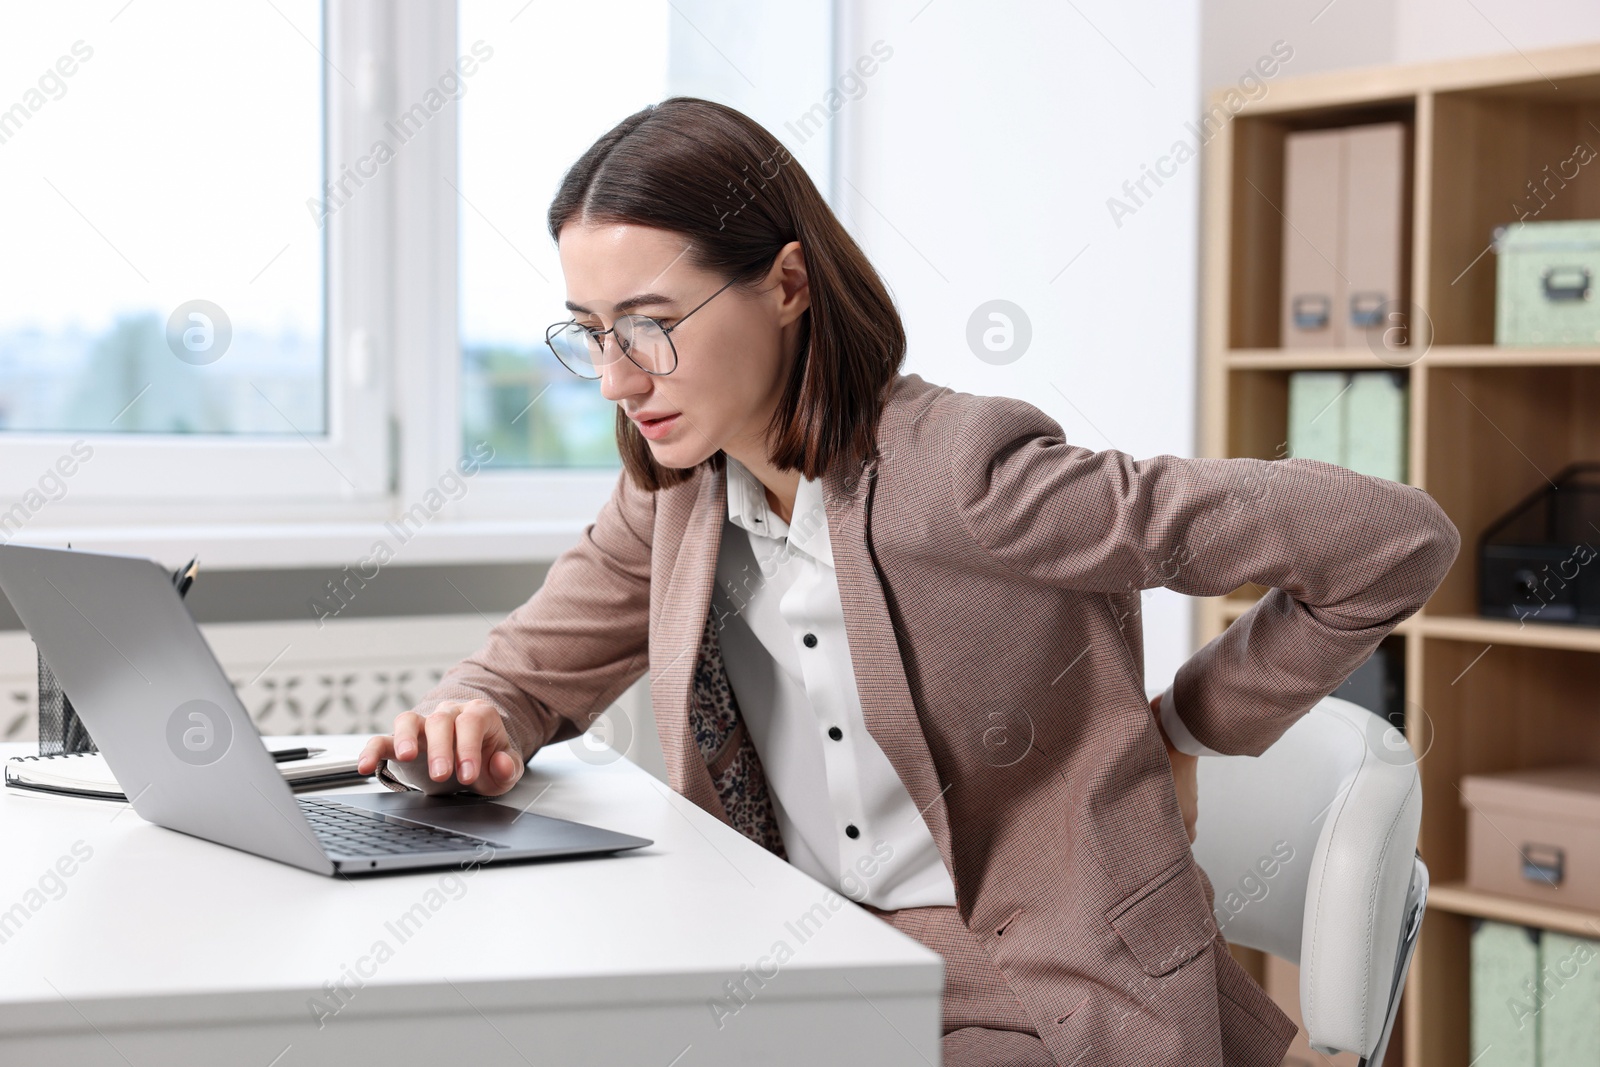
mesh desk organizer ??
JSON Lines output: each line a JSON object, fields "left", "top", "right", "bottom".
{"left": 1478, "top": 462, "right": 1600, "bottom": 627}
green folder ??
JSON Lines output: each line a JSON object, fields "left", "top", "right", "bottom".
{"left": 1538, "top": 930, "right": 1600, "bottom": 1067}
{"left": 1287, "top": 370, "right": 1348, "bottom": 465}
{"left": 1286, "top": 370, "right": 1408, "bottom": 482}
{"left": 1471, "top": 918, "right": 1540, "bottom": 1067}
{"left": 1344, "top": 370, "right": 1408, "bottom": 483}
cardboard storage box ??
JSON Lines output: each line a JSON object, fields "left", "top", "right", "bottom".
{"left": 1281, "top": 122, "right": 1408, "bottom": 350}
{"left": 1460, "top": 765, "right": 1600, "bottom": 912}
{"left": 1494, "top": 219, "right": 1600, "bottom": 346}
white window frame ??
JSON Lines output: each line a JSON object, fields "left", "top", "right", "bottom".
{"left": 396, "top": 0, "right": 618, "bottom": 532}
{"left": 0, "top": 0, "right": 390, "bottom": 524}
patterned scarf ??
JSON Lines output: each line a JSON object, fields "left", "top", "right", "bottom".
{"left": 688, "top": 603, "right": 788, "bottom": 859}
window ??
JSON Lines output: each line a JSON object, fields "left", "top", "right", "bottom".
{"left": 0, "top": 1, "right": 831, "bottom": 541}
{"left": 457, "top": 0, "right": 669, "bottom": 471}
{"left": 0, "top": 3, "right": 324, "bottom": 438}
{"left": 0, "top": 0, "right": 386, "bottom": 517}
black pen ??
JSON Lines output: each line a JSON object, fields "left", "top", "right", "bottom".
{"left": 176, "top": 558, "right": 199, "bottom": 598}
{"left": 269, "top": 747, "right": 325, "bottom": 762}
{"left": 172, "top": 556, "right": 195, "bottom": 588}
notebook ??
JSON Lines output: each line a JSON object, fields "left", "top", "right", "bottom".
{"left": 5, "top": 749, "right": 370, "bottom": 801}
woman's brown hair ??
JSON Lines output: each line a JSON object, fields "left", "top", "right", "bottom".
{"left": 547, "top": 96, "right": 906, "bottom": 492}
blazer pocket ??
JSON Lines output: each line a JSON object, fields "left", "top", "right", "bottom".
{"left": 1106, "top": 853, "right": 1220, "bottom": 977}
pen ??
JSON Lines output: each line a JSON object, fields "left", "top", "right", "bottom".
{"left": 176, "top": 558, "right": 199, "bottom": 599}
{"left": 269, "top": 747, "right": 325, "bottom": 762}
{"left": 171, "top": 556, "right": 195, "bottom": 588}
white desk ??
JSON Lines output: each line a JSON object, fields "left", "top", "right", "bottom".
{"left": 0, "top": 735, "right": 942, "bottom": 1065}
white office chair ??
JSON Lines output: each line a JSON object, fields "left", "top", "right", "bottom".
{"left": 1191, "top": 694, "right": 1426, "bottom": 1066}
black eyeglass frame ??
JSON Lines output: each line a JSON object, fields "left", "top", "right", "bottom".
{"left": 544, "top": 275, "right": 741, "bottom": 380}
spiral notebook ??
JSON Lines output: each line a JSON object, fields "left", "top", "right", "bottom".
{"left": 4, "top": 749, "right": 370, "bottom": 801}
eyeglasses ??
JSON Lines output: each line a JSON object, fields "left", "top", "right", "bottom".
{"left": 544, "top": 276, "right": 740, "bottom": 380}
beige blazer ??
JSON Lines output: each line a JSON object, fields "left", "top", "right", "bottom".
{"left": 404, "top": 371, "right": 1460, "bottom": 1066}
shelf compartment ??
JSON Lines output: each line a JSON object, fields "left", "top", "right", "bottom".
{"left": 1227, "top": 102, "right": 1418, "bottom": 350}
{"left": 1418, "top": 637, "right": 1600, "bottom": 888}
{"left": 1426, "top": 80, "right": 1600, "bottom": 347}
{"left": 1225, "top": 365, "right": 1413, "bottom": 471}
{"left": 1420, "top": 364, "right": 1600, "bottom": 615}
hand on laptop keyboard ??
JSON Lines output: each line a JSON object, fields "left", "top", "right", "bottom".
{"left": 358, "top": 699, "right": 525, "bottom": 797}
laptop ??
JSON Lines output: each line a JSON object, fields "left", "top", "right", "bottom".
{"left": 0, "top": 542, "right": 652, "bottom": 877}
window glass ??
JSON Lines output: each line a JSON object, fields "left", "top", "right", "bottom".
{"left": 458, "top": 0, "right": 669, "bottom": 468}
{"left": 0, "top": 2, "right": 325, "bottom": 436}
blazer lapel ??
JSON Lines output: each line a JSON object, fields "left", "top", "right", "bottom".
{"left": 652, "top": 466, "right": 727, "bottom": 822}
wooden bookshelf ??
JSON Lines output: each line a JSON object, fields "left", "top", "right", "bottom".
{"left": 1198, "top": 41, "right": 1600, "bottom": 1067}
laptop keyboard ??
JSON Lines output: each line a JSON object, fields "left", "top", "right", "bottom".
{"left": 299, "top": 798, "right": 506, "bottom": 856}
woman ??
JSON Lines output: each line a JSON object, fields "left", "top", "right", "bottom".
{"left": 356, "top": 97, "right": 1459, "bottom": 1066}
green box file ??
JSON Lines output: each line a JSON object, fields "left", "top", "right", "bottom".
{"left": 1287, "top": 370, "right": 1408, "bottom": 481}
{"left": 1538, "top": 931, "right": 1600, "bottom": 1067}
{"left": 1471, "top": 918, "right": 1541, "bottom": 1067}
{"left": 1345, "top": 371, "right": 1407, "bottom": 483}
{"left": 1494, "top": 219, "right": 1600, "bottom": 347}
{"left": 1287, "top": 370, "right": 1348, "bottom": 465}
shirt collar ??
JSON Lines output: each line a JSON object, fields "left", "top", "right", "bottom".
{"left": 723, "top": 454, "right": 834, "bottom": 568}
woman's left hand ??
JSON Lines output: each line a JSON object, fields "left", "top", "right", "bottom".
{"left": 1150, "top": 694, "right": 1199, "bottom": 845}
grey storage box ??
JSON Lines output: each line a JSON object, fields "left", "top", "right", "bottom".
{"left": 1494, "top": 219, "right": 1600, "bottom": 346}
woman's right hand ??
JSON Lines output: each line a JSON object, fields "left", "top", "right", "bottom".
{"left": 356, "top": 699, "right": 526, "bottom": 797}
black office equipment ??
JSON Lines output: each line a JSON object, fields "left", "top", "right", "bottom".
{"left": 1478, "top": 462, "right": 1600, "bottom": 626}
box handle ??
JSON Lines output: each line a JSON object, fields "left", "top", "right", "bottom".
{"left": 1349, "top": 291, "right": 1388, "bottom": 328}
{"left": 1541, "top": 266, "right": 1592, "bottom": 303}
{"left": 1520, "top": 842, "right": 1564, "bottom": 887}
{"left": 1292, "top": 293, "right": 1331, "bottom": 330}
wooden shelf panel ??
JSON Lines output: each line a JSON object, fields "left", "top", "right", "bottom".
{"left": 1428, "top": 881, "right": 1600, "bottom": 940}
{"left": 1207, "top": 44, "right": 1600, "bottom": 117}
{"left": 1219, "top": 605, "right": 1600, "bottom": 653}
{"left": 1421, "top": 614, "right": 1600, "bottom": 653}
{"left": 1421, "top": 345, "right": 1600, "bottom": 367}
{"left": 1224, "top": 347, "right": 1416, "bottom": 370}
{"left": 1225, "top": 345, "right": 1600, "bottom": 369}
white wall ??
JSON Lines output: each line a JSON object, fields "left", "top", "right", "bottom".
{"left": 1393, "top": 0, "right": 1600, "bottom": 64}
{"left": 1203, "top": 0, "right": 1600, "bottom": 91}
{"left": 666, "top": 0, "right": 836, "bottom": 213}
{"left": 835, "top": 0, "right": 1203, "bottom": 694}
{"left": 1202, "top": 0, "right": 1395, "bottom": 93}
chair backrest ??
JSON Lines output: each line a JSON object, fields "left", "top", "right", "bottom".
{"left": 1190, "top": 694, "right": 1422, "bottom": 1058}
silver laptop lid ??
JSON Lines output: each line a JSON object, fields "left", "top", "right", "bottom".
{"left": 0, "top": 543, "right": 333, "bottom": 876}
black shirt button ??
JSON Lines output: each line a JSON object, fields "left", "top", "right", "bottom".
{"left": 845, "top": 824, "right": 860, "bottom": 839}
{"left": 803, "top": 633, "right": 818, "bottom": 647}
{"left": 828, "top": 726, "right": 843, "bottom": 741}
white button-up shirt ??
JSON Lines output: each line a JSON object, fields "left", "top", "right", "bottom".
{"left": 710, "top": 454, "right": 957, "bottom": 910}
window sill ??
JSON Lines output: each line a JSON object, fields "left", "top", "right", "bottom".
{"left": 8, "top": 518, "right": 592, "bottom": 570}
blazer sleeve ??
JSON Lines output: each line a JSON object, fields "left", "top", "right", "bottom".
{"left": 400, "top": 468, "right": 655, "bottom": 764}
{"left": 948, "top": 393, "right": 1460, "bottom": 758}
